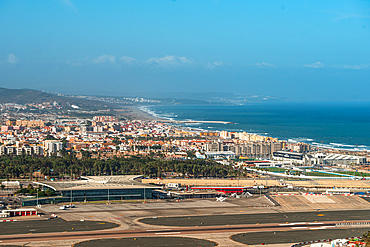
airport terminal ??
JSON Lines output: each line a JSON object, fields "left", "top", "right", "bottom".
{"left": 31, "top": 175, "right": 158, "bottom": 204}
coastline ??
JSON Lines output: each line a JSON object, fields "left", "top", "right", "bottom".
{"left": 132, "top": 104, "right": 370, "bottom": 154}
{"left": 119, "top": 105, "right": 160, "bottom": 121}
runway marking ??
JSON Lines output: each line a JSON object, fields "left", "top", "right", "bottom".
{"left": 279, "top": 223, "right": 307, "bottom": 226}
{"left": 146, "top": 229, "right": 171, "bottom": 232}
{"left": 155, "top": 232, "right": 181, "bottom": 235}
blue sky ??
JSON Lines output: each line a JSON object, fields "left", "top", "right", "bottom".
{"left": 0, "top": 0, "right": 369, "bottom": 101}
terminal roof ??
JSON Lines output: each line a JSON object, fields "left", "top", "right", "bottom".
{"left": 34, "top": 175, "right": 159, "bottom": 191}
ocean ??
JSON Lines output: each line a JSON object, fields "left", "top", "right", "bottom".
{"left": 139, "top": 102, "right": 370, "bottom": 152}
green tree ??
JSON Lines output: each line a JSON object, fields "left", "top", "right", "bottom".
{"left": 27, "top": 183, "right": 34, "bottom": 191}
{"left": 363, "top": 230, "right": 370, "bottom": 247}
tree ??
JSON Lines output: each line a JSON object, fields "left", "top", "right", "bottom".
{"left": 45, "top": 189, "right": 55, "bottom": 197}
{"left": 27, "top": 183, "right": 34, "bottom": 191}
{"left": 363, "top": 230, "right": 370, "bottom": 247}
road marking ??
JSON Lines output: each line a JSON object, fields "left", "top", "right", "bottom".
{"left": 155, "top": 232, "right": 181, "bottom": 235}
{"left": 309, "top": 227, "right": 324, "bottom": 229}
{"left": 291, "top": 227, "right": 308, "bottom": 229}
{"left": 146, "top": 229, "right": 171, "bottom": 232}
{"left": 308, "top": 223, "right": 324, "bottom": 225}
{"left": 322, "top": 226, "right": 336, "bottom": 228}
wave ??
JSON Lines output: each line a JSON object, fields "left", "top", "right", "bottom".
{"left": 330, "top": 143, "right": 358, "bottom": 148}
{"left": 138, "top": 106, "right": 177, "bottom": 121}
{"left": 144, "top": 105, "right": 369, "bottom": 152}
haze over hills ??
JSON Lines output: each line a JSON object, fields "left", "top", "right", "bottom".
{"left": 65, "top": 92, "right": 292, "bottom": 106}
{"left": 0, "top": 88, "right": 113, "bottom": 110}
{"left": 0, "top": 87, "right": 291, "bottom": 108}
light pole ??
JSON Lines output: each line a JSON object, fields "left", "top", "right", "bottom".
{"left": 70, "top": 173, "right": 73, "bottom": 205}
{"left": 36, "top": 188, "right": 39, "bottom": 207}
{"left": 106, "top": 178, "right": 111, "bottom": 204}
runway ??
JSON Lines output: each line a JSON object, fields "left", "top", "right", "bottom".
{"left": 0, "top": 220, "right": 365, "bottom": 244}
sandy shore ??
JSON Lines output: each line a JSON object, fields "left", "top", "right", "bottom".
{"left": 118, "top": 106, "right": 159, "bottom": 121}
{"left": 119, "top": 105, "right": 233, "bottom": 125}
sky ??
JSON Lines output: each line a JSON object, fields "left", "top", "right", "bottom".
{"left": 0, "top": 0, "right": 369, "bottom": 101}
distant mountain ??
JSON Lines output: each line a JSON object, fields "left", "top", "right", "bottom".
{"left": 0, "top": 88, "right": 113, "bottom": 110}
{"left": 104, "top": 92, "right": 293, "bottom": 105}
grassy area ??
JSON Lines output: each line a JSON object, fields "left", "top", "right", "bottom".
{"left": 305, "top": 172, "right": 343, "bottom": 177}
{"left": 256, "top": 167, "right": 286, "bottom": 172}
{"left": 336, "top": 171, "right": 370, "bottom": 177}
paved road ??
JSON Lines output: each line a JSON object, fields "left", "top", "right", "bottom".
{"left": 0, "top": 220, "right": 364, "bottom": 244}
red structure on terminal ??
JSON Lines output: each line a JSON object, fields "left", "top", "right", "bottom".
{"left": 191, "top": 186, "right": 252, "bottom": 194}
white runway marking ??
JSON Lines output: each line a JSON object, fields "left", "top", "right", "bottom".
{"left": 155, "top": 232, "right": 181, "bottom": 235}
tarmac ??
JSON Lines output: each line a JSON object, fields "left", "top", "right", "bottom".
{"left": 231, "top": 227, "right": 370, "bottom": 245}
{"left": 2, "top": 196, "right": 370, "bottom": 246}
{"left": 73, "top": 237, "right": 218, "bottom": 247}
{"left": 0, "top": 218, "right": 119, "bottom": 235}
{"left": 139, "top": 209, "right": 370, "bottom": 227}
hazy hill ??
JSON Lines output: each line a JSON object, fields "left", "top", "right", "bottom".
{"left": 0, "top": 88, "right": 113, "bottom": 110}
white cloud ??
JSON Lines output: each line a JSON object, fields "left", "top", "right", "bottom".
{"left": 92, "top": 55, "right": 116, "bottom": 64}
{"left": 120, "top": 56, "right": 138, "bottom": 64}
{"left": 207, "top": 60, "right": 224, "bottom": 69}
{"left": 303, "top": 62, "right": 324, "bottom": 68}
{"left": 212, "top": 61, "right": 223, "bottom": 66}
{"left": 342, "top": 64, "right": 370, "bottom": 70}
{"left": 7, "top": 54, "right": 19, "bottom": 64}
{"left": 253, "top": 62, "right": 276, "bottom": 67}
{"left": 146, "top": 55, "right": 193, "bottom": 67}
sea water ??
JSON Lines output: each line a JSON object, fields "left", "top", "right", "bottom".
{"left": 140, "top": 102, "right": 370, "bottom": 151}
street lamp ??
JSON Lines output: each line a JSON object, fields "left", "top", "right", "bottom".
{"left": 70, "top": 185, "right": 73, "bottom": 205}
{"left": 106, "top": 178, "right": 111, "bottom": 204}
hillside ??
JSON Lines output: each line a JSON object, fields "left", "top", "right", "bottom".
{"left": 0, "top": 88, "right": 113, "bottom": 110}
